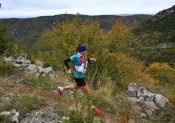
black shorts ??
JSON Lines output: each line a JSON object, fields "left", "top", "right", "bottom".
{"left": 74, "top": 77, "right": 86, "bottom": 87}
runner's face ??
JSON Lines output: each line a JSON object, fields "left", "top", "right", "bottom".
{"left": 81, "top": 51, "right": 87, "bottom": 56}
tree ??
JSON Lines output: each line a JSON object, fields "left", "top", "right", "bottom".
{"left": 107, "top": 21, "right": 132, "bottom": 52}
{"left": 0, "top": 24, "right": 13, "bottom": 55}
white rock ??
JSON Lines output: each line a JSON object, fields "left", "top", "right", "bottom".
{"left": 3, "top": 56, "right": 13, "bottom": 63}
{"left": 21, "top": 63, "right": 29, "bottom": 68}
{"left": 128, "top": 83, "right": 139, "bottom": 97}
{"left": 62, "top": 116, "right": 70, "bottom": 120}
{"left": 27, "top": 64, "right": 37, "bottom": 73}
{"left": 22, "top": 60, "right": 31, "bottom": 64}
{"left": 141, "top": 113, "right": 147, "bottom": 118}
{"left": 154, "top": 94, "right": 169, "bottom": 108}
{"left": 43, "top": 67, "right": 54, "bottom": 75}
{"left": 137, "top": 87, "right": 147, "bottom": 97}
{"left": 0, "top": 111, "right": 11, "bottom": 115}
{"left": 13, "top": 64, "right": 22, "bottom": 68}
{"left": 11, "top": 111, "right": 19, "bottom": 123}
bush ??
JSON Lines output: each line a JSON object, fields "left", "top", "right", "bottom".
{"left": 0, "top": 115, "right": 11, "bottom": 123}
{"left": 146, "top": 62, "right": 175, "bottom": 84}
{"left": 0, "top": 60, "right": 14, "bottom": 76}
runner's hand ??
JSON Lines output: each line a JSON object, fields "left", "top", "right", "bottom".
{"left": 90, "top": 58, "right": 96, "bottom": 62}
{"left": 67, "top": 69, "right": 72, "bottom": 74}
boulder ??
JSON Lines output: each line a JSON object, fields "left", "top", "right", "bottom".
{"left": 0, "top": 109, "right": 19, "bottom": 123}
{"left": 128, "top": 83, "right": 139, "bottom": 97}
{"left": 137, "top": 87, "right": 147, "bottom": 97}
{"left": 127, "top": 83, "right": 169, "bottom": 117}
{"left": 27, "top": 64, "right": 37, "bottom": 73}
{"left": 13, "top": 64, "right": 22, "bottom": 68}
{"left": 43, "top": 67, "right": 54, "bottom": 75}
{"left": 3, "top": 56, "right": 14, "bottom": 63}
{"left": 154, "top": 94, "right": 169, "bottom": 109}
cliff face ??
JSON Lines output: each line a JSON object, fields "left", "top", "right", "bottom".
{"left": 152, "top": 5, "right": 175, "bottom": 21}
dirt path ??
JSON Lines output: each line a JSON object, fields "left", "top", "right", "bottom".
{"left": 0, "top": 79, "right": 68, "bottom": 105}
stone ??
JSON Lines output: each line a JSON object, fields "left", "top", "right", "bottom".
{"left": 62, "top": 116, "right": 70, "bottom": 121}
{"left": 21, "top": 63, "right": 29, "bottom": 68}
{"left": 37, "top": 66, "right": 44, "bottom": 74}
{"left": 128, "top": 83, "right": 139, "bottom": 97}
{"left": 11, "top": 110, "right": 19, "bottom": 123}
{"left": 27, "top": 64, "right": 38, "bottom": 73}
{"left": 127, "top": 83, "right": 169, "bottom": 118}
{"left": 137, "top": 87, "right": 147, "bottom": 98}
{"left": 141, "top": 113, "right": 147, "bottom": 118}
{"left": 21, "top": 106, "right": 62, "bottom": 123}
{"left": 13, "top": 64, "right": 22, "bottom": 68}
{"left": 154, "top": 94, "right": 169, "bottom": 109}
{"left": 0, "top": 109, "right": 19, "bottom": 123}
{"left": 0, "top": 111, "right": 11, "bottom": 115}
{"left": 144, "top": 100, "right": 159, "bottom": 111}
{"left": 43, "top": 67, "right": 54, "bottom": 75}
{"left": 3, "top": 56, "right": 13, "bottom": 63}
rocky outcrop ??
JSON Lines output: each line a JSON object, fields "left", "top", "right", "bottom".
{"left": 152, "top": 5, "right": 175, "bottom": 21}
{"left": 3, "top": 56, "right": 55, "bottom": 79}
{"left": 128, "top": 83, "right": 169, "bottom": 118}
{"left": 21, "top": 106, "right": 63, "bottom": 123}
{"left": 0, "top": 92, "right": 21, "bottom": 123}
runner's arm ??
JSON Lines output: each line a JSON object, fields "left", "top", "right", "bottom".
{"left": 64, "top": 58, "right": 71, "bottom": 69}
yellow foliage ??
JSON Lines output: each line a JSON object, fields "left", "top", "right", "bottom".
{"left": 107, "top": 21, "right": 132, "bottom": 52}
{"left": 146, "top": 62, "right": 175, "bottom": 84}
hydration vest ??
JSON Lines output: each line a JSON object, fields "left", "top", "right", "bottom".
{"left": 75, "top": 54, "right": 88, "bottom": 73}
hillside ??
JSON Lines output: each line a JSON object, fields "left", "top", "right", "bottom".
{"left": 131, "top": 5, "right": 175, "bottom": 65}
{"left": 1, "top": 6, "right": 175, "bottom": 123}
{"left": 0, "top": 14, "right": 152, "bottom": 48}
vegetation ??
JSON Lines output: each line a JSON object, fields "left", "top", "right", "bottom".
{"left": 0, "top": 8, "right": 175, "bottom": 122}
{"left": 0, "top": 14, "right": 152, "bottom": 49}
{"left": 35, "top": 16, "right": 155, "bottom": 94}
{"left": 0, "top": 23, "right": 14, "bottom": 55}
{"left": 146, "top": 62, "right": 175, "bottom": 85}
{"left": 0, "top": 95, "right": 47, "bottom": 122}
{"left": 130, "top": 10, "right": 175, "bottom": 65}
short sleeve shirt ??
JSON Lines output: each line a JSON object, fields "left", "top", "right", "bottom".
{"left": 70, "top": 53, "right": 86, "bottom": 78}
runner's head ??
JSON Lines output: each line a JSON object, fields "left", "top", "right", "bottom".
{"left": 76, "top": 44, "right": 88, "bottom": 55}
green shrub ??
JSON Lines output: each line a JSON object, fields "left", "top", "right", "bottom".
{"left": 43, "top": 62, "right": 51, "bottom": 67}
{"left": 0, "top": 115, "right": 11, "bottom": 123}
{"left": 0, "top": 60, "right": 14, "bottom": 76}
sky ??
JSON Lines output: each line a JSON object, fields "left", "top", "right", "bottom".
{"left": 0, "top": 0, "right": 175, "bottom": 18}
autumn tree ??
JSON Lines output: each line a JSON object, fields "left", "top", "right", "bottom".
{"left": 146, "top": 62, "right": 175, "bottom": 84}
{"left": 107, "top": 21, "right": 132, "bottom": 52}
